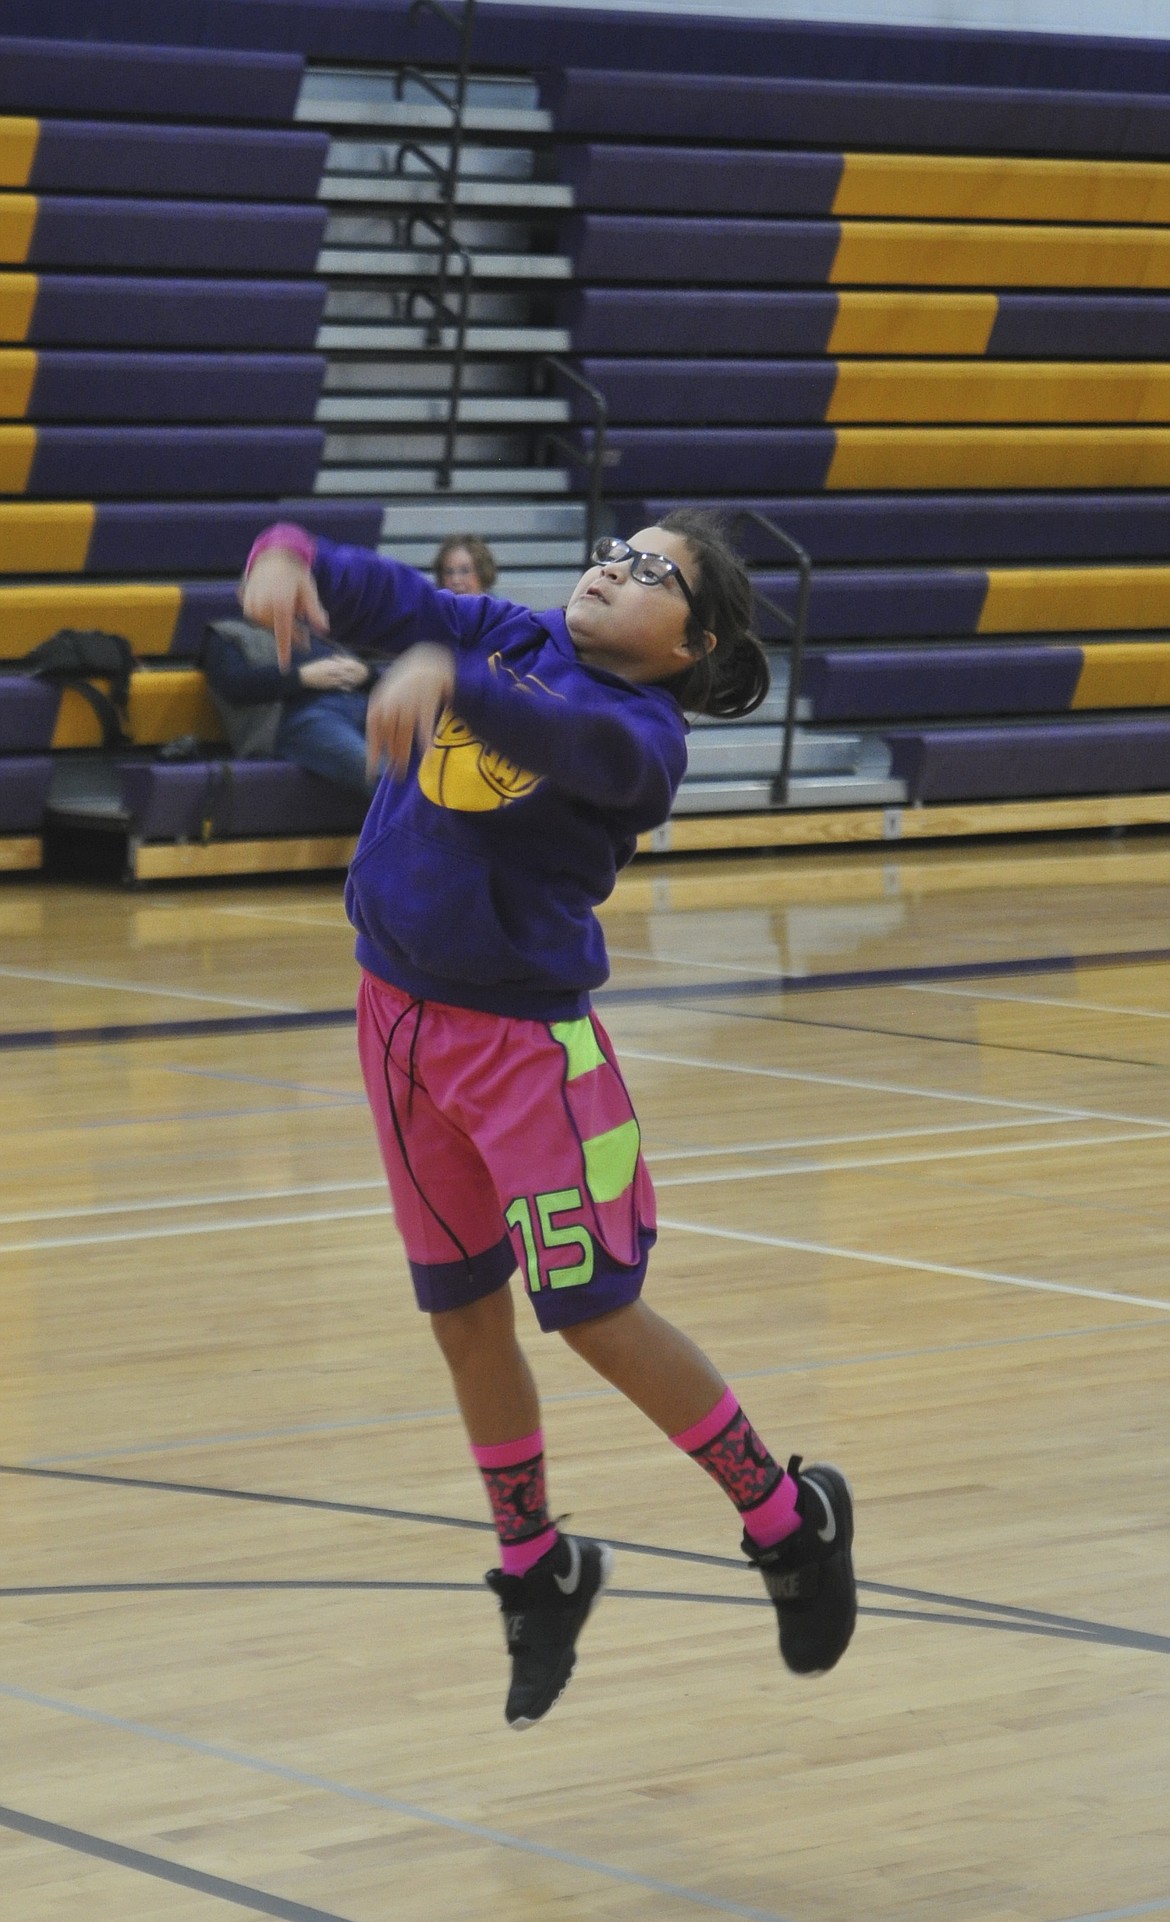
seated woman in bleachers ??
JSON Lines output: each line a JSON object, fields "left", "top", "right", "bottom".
{"left": 432, "top": 535, "right": 498, "bottom": 596}
{"left": 202, "top": 617, "right": 376, "bottom": 798}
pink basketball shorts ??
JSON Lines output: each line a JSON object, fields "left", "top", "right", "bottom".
{"left": 356, "top": 970, "right": 657, "bottom": 1330}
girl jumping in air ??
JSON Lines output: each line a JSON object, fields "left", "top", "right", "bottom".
{"left": 242, "top": 510, "right": 856, "bottom": 1728}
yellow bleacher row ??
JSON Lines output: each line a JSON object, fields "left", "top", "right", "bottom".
{"left": 15, "top": 646, "right": 1170, "bottom": 757}
{"left": 46, "top": 669, "right": 225, "bottom": 750}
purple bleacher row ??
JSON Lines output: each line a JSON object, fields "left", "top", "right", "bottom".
{"left": 0, "top": 644, "right": 1077, "bottom": 760}
{"left": 624, "top": 496, "right": 1170, "bottom": 566}
{"left": 25, "top": 123, "right": 329, "bottom": 200}
{"left": 798, "top": 647, "right": 1082, "bottom": 720}
{"left": 11, "top": 428, "right": 323, "bottom": 498}
{"left": 13, "top": 278, "right": 327, "bottom": 350}
{"left": 545, "top": 68, "right": 1170, "bottom": 158}
{"left": 560, "top": 147, "right": 849, "bottom": 217}
{"left": 117, "top": 761, "right": 367, "bottom": 839}
{"left": 0, "top": 759, "right": 52, "bottom": 832}
{"left": 562, "top": 291, "right": 1170, "bottom": 361}
{"left": 21, "top": 199, "right": 327, "bottom": 273}
{"left": 83, "top": 500, "right": 382, "bottom": 576}
{"left": 0, "top": 35, "right": 303, "bottom": 120}
{"left": 16, "top": 353, "right": 326, "bottom": 423}
{"left": 0, "top": 680, "right": 59, "bottom": 754}
{"left": 886, "top": 721, "right": 1170, "bottom": 802}
{"left": 6, "top": 11, "right": 1170, "bottom": 93}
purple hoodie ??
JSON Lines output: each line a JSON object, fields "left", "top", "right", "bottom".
{"left": 309, "top": 538, "right": 689, "bottom": 1019}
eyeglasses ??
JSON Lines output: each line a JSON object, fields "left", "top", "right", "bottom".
{"left": 589, "top": 538, "right": 701, "bottom": 621}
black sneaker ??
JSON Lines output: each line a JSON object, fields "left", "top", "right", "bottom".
{"left": 484, "top": 1533, "right": 613, "bottom": 1729}
{"left": 742, "top": 1456, "right": 856, "bottom": 1675}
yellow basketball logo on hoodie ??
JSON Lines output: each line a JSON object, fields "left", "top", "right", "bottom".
{"left": 418, "top": 707, "right": 541, "bottom": 812}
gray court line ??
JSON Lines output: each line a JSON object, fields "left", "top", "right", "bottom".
{"left": 23, "top": 1313, "right": 1170, "bottom": 1470}
{"left": 658, "top": 1214, "right": 1170, "bottom": 1315}
{"left": 0, "top": 1803, "right": 356, "bottom": 1922}
{"left": 1, "top": 1580, "right": 1159, "bottom": 1654}
{"left": 160, "top": 1064, "right": 365, "bottom": 1099}
{"left": 0, "top": 1096, "right": 359, "bottom": 1142}
{"left": 0, "top": 961, "right": 303, "bottom": 1015}
{"left": 0, "top": 1682, "right": 801, "bottom": 1922}
{"left": 4, "top": 1463, "right": 1167, "bottom": 1656}
{"left": 1048, "top": 1901, "right": 1170, "bottom": 1922}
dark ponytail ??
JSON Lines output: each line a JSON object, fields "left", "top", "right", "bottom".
{"left": 654, "top": 508, "right": 769, "bottom": 719}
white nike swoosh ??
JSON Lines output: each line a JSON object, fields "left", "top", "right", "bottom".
{"left": 810, "top": 1480, "right": 836, "bottom": 1545}
{"left": 554, "top": 1536, "right": 582, "bottom": 1595}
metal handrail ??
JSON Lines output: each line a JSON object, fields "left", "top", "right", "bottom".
{"left": 536, "top": 355, "right": 610, "bottom": 561}
{"left": 406, "top": 216, "right": 473, "bottom": 488}
{"left": 730, "top": 509, "right": 812, "bottom": 807}
{"left": 398, "top": 0, "right": 476, "bottom": 488}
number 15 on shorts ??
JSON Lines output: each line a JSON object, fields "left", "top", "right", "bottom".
{"left": 505, "top": 1188, "right": 596, "bottom": 1292}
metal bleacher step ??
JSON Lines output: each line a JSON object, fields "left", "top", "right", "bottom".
{"left": 316, "top": 395, "right": 570, "bottom": 425}
{"left": 297, "top": 67, "right": 552, "bottom": 136}
{"left": 316, "top": 465, "right": 574, "bottom": 496}
{"left": 316, "top": 324, "right": 571, "bottom": 353}
{"left": 482, "top": 567, "right": 580, "bottom": 604}
{"left": 299, "top": 99, "right": 551, "bottom": 136}
{"left": 686, "top": 728, "right": 868, "bottom": 782}
{"left": 325, "top": 137, "right": 539, "bottom": 182}
{"left": 672, "top": 771, "right": 909, "bottom": 815}
{"left": 380, "top": 500, "right": 587, "bottom": 540}
{"left": 385, "top": 538, "right": 588, "bottom": 569}
{"left": 321, "top": 175, "right": 574, "bottom": 212}
{"left": 317, "top": 248, "right": 572, "bottom": 279}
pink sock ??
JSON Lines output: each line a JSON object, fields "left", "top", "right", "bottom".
{"left": 470, "top": 1431, "right": 559, "bottom": 1575}
{"left": 671, "top": 1388, "right": 799, "bottom": 1550}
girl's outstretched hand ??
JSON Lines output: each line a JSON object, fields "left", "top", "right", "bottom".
{"left": 366, "top": 643, "right": 457, "bottom": 782}
{"left": 240, "top": 551, "right": 330, "bottom": 668}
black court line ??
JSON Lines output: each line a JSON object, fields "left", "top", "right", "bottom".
{"left": 0, "top": 1803, "right": 356, "bottom": 1922}
{"left": 4, "top": 1463, "right": 1166, "bottom": 1659}
{"left": 5, "top": 941, "right": 1170, "bottom": 1054}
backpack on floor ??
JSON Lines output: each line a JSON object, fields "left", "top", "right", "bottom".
{"left": 23, "top": 629, "right": 136, "bottom": 749}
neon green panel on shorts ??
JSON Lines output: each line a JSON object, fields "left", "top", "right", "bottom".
{"left": 583, "top": 1119, "right": 641, "bottom": 1206}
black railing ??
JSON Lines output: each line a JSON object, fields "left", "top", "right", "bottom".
{"left": 731, "top": 510, "right": 812, "bottom": 807}
{"left": 405, "top": 218, "right": 473, "bottom": 488}
{"left": 395, "top": 0, "right": 476, "bottom": 488}
{"left": 535, "top": 355, "right": 611, "bottom": 561}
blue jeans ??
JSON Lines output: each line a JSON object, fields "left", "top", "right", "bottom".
{"left": 276, "top": 691, "right": 371, "bottom": 797}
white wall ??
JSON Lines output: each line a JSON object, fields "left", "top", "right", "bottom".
{"left": 499, "top": 0, "right": 1170, "bottom": 43}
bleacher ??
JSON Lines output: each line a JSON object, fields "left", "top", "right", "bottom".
{"left": 547, "top": 53, "right": 1170, "bottom": 846}
{"left": 5, "top": 7, "right": 1170, "bottom": 875}
{"left": 0, "top": 35, "right": 397, "bottom": 876}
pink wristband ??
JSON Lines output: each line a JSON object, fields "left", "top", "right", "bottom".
{"left": 245, "top": 523, "right": 317, "bottom": 576}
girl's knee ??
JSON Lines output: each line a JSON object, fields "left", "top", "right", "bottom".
{"left": 559, "top": 1301, "right": 638, "bottom": 1363}
{"left": 430, "top": 1285, "right": 513, "bottom": 1368}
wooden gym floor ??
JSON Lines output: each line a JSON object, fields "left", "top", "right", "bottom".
{"left": 0, "top": 832, "right": 1167, "bottom": 1922}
